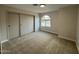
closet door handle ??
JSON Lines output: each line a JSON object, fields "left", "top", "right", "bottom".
{"left": 8, "top": 25, "right": 11, "bottom": 27}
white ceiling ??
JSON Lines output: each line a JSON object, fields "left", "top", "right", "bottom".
{"left": 4, "top": 4, "right": 71, "bottom": 13}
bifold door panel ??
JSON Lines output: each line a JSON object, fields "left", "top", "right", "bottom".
{"left": 20, "top": 14, "right": 33, "bottom": 36}
{"left": 7, "top": 13, "right": 19, "bottom": 39}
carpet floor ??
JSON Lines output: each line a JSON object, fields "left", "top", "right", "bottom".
{"left": 2, "top": 31, "right": 78, "bottom": 54}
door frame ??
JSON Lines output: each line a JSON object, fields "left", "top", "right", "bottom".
{"left": 33, "top": 16, "right": 35, "bottom": 32}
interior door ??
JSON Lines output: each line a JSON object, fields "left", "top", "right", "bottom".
{"left": 20, "top": 14, "right": 33, "bottom": 35}
{"left": 7, "top": 13, "right": 19, "bottom": 39}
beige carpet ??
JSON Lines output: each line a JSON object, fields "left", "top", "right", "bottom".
{"left": 2, "top": 31, "right": 78, "bottom": 54}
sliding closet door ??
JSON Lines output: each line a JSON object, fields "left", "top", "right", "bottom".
{"left": 20, "top": 14, "right": 33, "bottom": 35}
{"left": 7, "top": 13, "right": 19, "bottom": 39}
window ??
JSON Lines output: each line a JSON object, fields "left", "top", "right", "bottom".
{"left": 41, "top": 15, "right": 51, "bottom": 27}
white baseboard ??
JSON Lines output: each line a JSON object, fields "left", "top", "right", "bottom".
{"left": 58, "top": 35, "right": 76, "bottom": 42}
{"left": 1, "top": 39, "right": 8, "bottom": 44}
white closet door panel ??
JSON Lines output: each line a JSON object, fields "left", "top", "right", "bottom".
{"left": 8, "top": 13, "right": 19, "bottom": 39}
{"left": 20, "top": 14, "right": 33, "bottom": 35}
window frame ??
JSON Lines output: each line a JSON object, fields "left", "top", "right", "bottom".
{"left": 41, "top": 15, "right": 51, "bottom": 27}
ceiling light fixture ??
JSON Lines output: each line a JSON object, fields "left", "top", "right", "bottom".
{"left": 40, "top": 4, "right": 46, "bottom": 7}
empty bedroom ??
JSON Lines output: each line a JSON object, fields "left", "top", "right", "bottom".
{"left": 0, "top": 4, "right": 79, "bottom": 54}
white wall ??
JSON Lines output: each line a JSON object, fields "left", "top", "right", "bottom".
{"left": 0, "top": 9, "right": 7, "bottom": 41}
{"left": 0, "top": 5, "right": 39, "bottom": 42}
{"left": 57, "top": 5, "right": 77, "bottom": 41}
{"left": 0, "top": 24, "right": 1, "bottom": 42}
{"left": 39, "top": 5, "right": 77, "bottom": 41}
{"left": 0, "top": 13, "right": 2, "bottom": 42}
{"left": 76, "top": 5, "right": 79, "bottom": 53}
{"left": 35, "top": 14, "right": 40, "bottom": 31}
